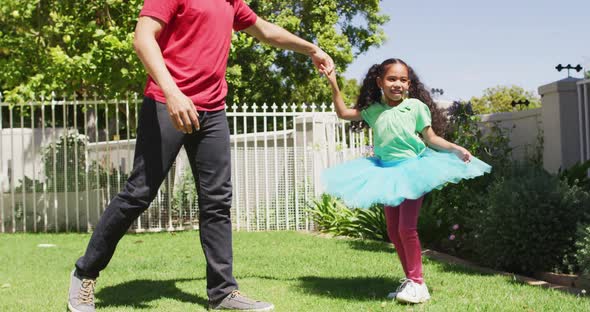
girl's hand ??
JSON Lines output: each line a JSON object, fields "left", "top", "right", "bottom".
{"left": 320, "top": 64, "right": 338, "bottom": 86}
{"left": 453, "top": 145, "right": 472, "bottom": 163}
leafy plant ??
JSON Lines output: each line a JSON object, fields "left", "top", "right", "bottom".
{"left": 469, "top": 85, "right": 541, "bottom": 114}
{"left": 39, "top": 130, "right": 127, "bottom": 192}
{"left": 172, "top": 169, "right": 198, "bottom": 215}
{"left": 308, "top": 194, "right": 360, "bottom": 238}
{"left": 418, "top": 101, "right": 513, "bottom": 255}
{"left": 1, "top": 0, "right": 388, "bottom": 105}
{"left": 308, "top": 194, "right": 389, "bottom": 241}
{"left": 575, "top": 222, "right": 590, "bottom": 276}
{"left": 559, "top": 160, "right": 590, "bottom": 191}
{"left": 471, "top": 163, "right": 590, "bottom": 275}
{"left": 356, "top": 206, "right": 388, "bottom": 242}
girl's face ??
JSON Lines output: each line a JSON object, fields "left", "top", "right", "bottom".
{"left": 376, "top": 63, "right": 410, "bottom": 105}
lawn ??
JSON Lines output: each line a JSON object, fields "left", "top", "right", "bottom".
{"left": 0, "top": 231, "right": 588, "bottom": 311}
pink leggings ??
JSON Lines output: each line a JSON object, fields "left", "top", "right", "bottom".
{"left": 384, "top": 196, "right": 424, "bottom": 284}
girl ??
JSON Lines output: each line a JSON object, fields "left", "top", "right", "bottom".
{"left": 319, "top": 59, "right": 491, "bottom": 304}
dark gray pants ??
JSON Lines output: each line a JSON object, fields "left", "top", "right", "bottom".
{"left": 75, "top": 97, "right": 237, "bottom": 302}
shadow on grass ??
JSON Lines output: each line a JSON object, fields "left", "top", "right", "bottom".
{"left": 96, "top": 278, "right": 208, "bottom": 309}
{"left": 297, "top": 276, "right": 399, "bottom": 300}
{"left": 346, "top": 239, "right": 394, "bottom": 254}
{"left": 425, "top": 255, "right": 588, "bottom": 298}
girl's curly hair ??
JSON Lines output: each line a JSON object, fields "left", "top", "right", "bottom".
{"left": 353, "top": 58, "right": 447, "bottom": 135}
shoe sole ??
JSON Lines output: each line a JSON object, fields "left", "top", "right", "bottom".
{"left": 67, "top": 302, "right": 94, "bottom": 312}
{"left": 396, "top": 295, "right": 430, "bottom": 304}
{"left": 208, "top": 304, "right": 275, "bottom": 311}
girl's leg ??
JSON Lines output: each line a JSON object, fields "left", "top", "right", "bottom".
{"left": 384, "top": 205, "right": 408, "bottom": 277}
{"left": 398, "top": 197, "right": 424, "bottom": 284}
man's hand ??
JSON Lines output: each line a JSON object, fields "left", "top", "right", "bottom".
{"left": 165, "top": 91, "right": 200, "bottom": 133}
{"left": 134, "top": 16, "right": 198, "bottom": 133}
{"left": 311, "top": 48, "right": 334, "bottom": 76}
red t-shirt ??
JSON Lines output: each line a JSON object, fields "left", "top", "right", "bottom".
{"left": 139, "top": 0, "right": 257, "bottom": 111}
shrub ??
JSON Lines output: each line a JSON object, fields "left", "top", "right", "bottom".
{"left": 308, "top": 194, "right": 388, "bottom": 241}
{"left": 41, "top": 130, "right": 128, "bottom": 192}
{"left": 559, "top": 160, "right": 590, "bottom": 191}
{"left": 471, "top": 163, "right": 590, "bottom": 274}
{"left": 575, "top": 223, "right": 590, "bottom": 276}
{"left": 418, "top": 101, "right": 513, "bottom": 254}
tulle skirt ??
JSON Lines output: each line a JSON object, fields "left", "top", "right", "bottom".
{"left": 321, "top": 148, "right": 492, "bottom": 209}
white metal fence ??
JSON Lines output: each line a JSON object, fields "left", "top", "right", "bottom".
{"left": 0, "top": 92, "right": 370, "bottom": 233}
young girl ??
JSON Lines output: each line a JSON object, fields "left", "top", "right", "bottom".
{"left": 319, "top": 59, "right": 491, "bottom": 304}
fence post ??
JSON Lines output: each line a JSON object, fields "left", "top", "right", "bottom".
{"left": 539, "top": 77, "right": 583, "bottom": 173}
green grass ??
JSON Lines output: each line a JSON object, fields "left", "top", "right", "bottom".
{"left": 0, "top": 231, "right": 588, "bottom": 311}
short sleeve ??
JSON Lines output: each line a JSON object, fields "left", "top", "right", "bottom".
{"left": 360, "top": 108, "right": 374, "bottom": 128}
{"left": 139, "top": 0, "right": 181, "bottom": 24}
{"left": 233, "top": 0, "right": 258, "bottom": 31}
{"left": 414, "top": 100, "right": 432, "bottom": 133}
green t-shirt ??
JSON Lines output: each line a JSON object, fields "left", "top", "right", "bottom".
{"left": 361, "top": 98, "right": 432, "bottom": 162}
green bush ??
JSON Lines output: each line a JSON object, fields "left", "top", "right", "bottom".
{"left": 471, "top": 163, "right": 590, "bottom": 275}
{"left": 559, "top": 160, "right": 590, "bottom": 191}
{"left": 172, "top": 169, "right": 198, "bottom": 214}
{"left": 356, "top": 205, "right": 388, "bottom": 242}
{"left": 418, "top": 181, "right": 487, "bottom": 257}
{"left": 12, "top": 130, "right": 128, "bottom": 193}
{"left": 418, "top": 101, "right": 513, "bottom": 254}
{"left": 575, "top": 223, "right": 590, "bottom": 276}
{"left": 308, "top": 194, "right": 388, "bottom": 241}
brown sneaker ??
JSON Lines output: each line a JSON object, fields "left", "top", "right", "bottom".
{"left": 209, "top": 290, "right": 274, "bottom": 311}
{"left": 67, "top": 269, "right": 97, "bottom": 312}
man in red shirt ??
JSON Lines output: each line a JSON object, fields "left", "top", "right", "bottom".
{"left": 67, "top": 1, "right": 334, "bottom": 311}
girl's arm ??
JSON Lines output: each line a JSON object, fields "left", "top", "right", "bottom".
{"left": 323, "top": 68, "right": 363, "bottom": 121}
{"left": 421, "top": 126, "right": 472, "bottom": 162}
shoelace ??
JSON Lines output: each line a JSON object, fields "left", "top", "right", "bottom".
{"left": 78, "top": 279, "right": 96, "bottom": 305}
{"left": 396, "top": 278, "right": 412, "bottom": 293}
{"left": 230, "top": 290, "right": 242, "bottom": 298}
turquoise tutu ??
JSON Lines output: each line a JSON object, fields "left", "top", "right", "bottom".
{"left": 321, "top": 148, "right": 492, "bottom": 209}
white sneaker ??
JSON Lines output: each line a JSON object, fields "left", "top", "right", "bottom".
{"left": 395, "top": 280, "right": 430, "bottom": 304}
{"left": 387, "top": 278, "right": 412, "bottom": 299}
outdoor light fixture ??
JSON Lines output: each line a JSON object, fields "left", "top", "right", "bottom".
{"left": 555, "top": 64, "right": 583, "bottom": 77}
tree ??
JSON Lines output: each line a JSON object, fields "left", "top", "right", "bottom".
{"left": 0, "top": 0, "right": 388, "bottom": 105}
{"left": 0, "top": 0, "right": 145, "bottom": 103}
{"left": 470, "top": 85, "right": 541, "bottom": 114}
{"left": 227, "top": 0, "right": 387, "bottom": 104}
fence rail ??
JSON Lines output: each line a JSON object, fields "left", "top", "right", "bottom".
{"left": 0, "top": 92, "right": 369, "bottom": 233}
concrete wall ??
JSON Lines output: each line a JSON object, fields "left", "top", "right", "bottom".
{"left": 539, "top": 77, "right": 584, "bottom": 173}
{"left": 477, "top": 108, "right": 543, "bottom": 161}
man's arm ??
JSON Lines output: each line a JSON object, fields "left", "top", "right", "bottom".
{"left": 133, "top": 16, "right": 199, "bottom": 133}
{"left": 243, "top": 18, "right": 334, "bottom": 75}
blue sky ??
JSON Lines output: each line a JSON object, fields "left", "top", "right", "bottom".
{"left": 343, "top": 0, "right": 590, "bottom": 101}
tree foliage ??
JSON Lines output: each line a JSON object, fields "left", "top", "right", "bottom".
{"left": 469, "top": 85, "right": 541, "bottom": 114}
{"left": 0, "top": 0, "right": 387, "bottom": 105}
